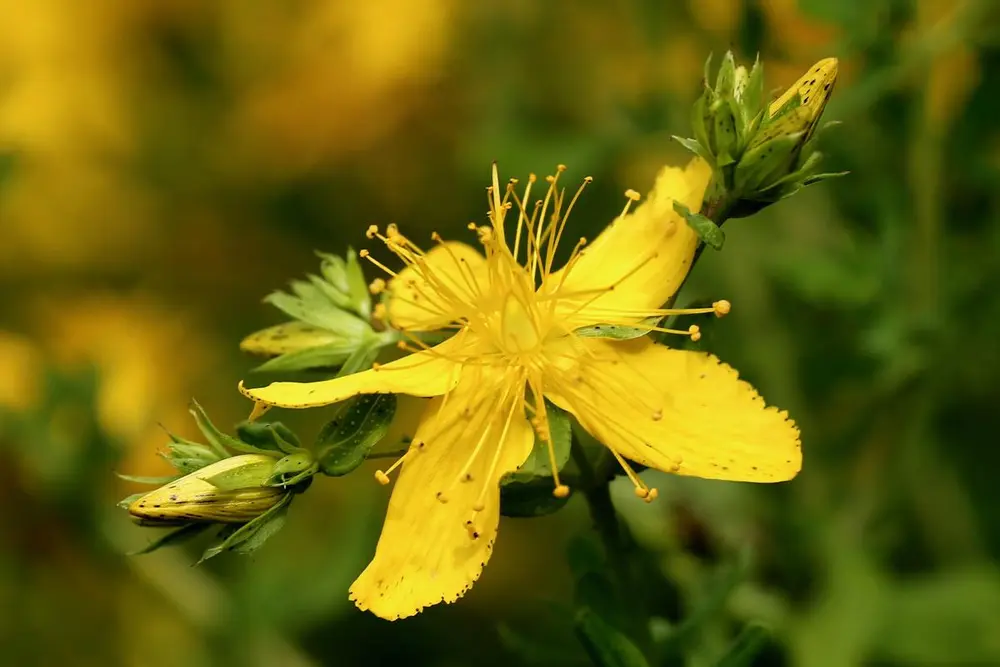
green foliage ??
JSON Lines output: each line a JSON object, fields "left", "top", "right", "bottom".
{"left": 315, "top": 393, "right": 397, "bottom": 476}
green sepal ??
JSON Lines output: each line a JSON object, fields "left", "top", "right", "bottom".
{"left": 714, "top": 51, "right": 736, "bottom": 98}
{"left": 128, "top": 523, "right": 213, "bottom": 556}
{"left": 670, "top": 136, "right": 709, "bottom": 161}
{"left": 710, "top": 98, "right": 740, "bottom": 166}
{"left": 316, "top": 393, "right": 397, "bottom": 476}
{"left": 117, "top": 492, "right": 146, "bottom": 510}
{"left": 734, "top": 132, "right": 802, "bottom": 195}
{"left": 691, "top": 92, "right": 713, "bottom": 158}
{"left": 801, "top": 170, "right": 849, "bottom": 187}
{"left": 743, "top": 56, "right": 765, "bottom": 117}
{"left": 202, "top": 457, "right": 276, "bottom": 490}
{"left": 189, "top": 399, "right": 276, "bottom": 457}
{"left": 574, "top": 607, "right": 650, "bottom": 667}
{"left": 317, "top": 251, "right": 351, "bottom": 293}
{"left": 344, "top": 248, "right": 372, "bottom": 319}
{"left": 251, "top": 341, "right": 357, "bottom": 373}
{"left": 337, "top": 339, "right": 382, "bottom": 377}
{"left": 673, "top": 201, "right": 725, "bottom": 250}
{"left": 263, "top": 289, "right": 363, "bottom": 336}
{"left": 197, "top": 493, "right": 292, "bottom": 564}
{"left": 504, "top": 403, "right": 572, "bottom": 485}
{"left": 235, "top": 420, "right": 302, "bottom": 454}
{"left": 115, "top": 473, "right": 178, "bottom": 486}
{"left": 267, "top": 452, "right": 318, "bottom": 487}
{"left": 715, "top": 625, "right": 770, "bottom": 667}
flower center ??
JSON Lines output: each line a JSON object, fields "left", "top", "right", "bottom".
{"left": 500, "top": 292, "right": 541, "bottom": 354}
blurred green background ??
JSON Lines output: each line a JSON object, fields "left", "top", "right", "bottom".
{"left": 2, "top": 0, "right": 1000, "bottom": 665}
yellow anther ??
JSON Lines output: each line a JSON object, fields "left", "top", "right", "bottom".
{"left": 369, "top": 278, "right": 386, "bottom": 294}
{"left": 713, "top": 299, "right": 731, "bottom": 316}
{"left": 372, "top": 303, "right": 387, "bottom": 321}
{"left": 359, "top": 249, "right": 370, "bottom": 258}
{"left": 557, "top": 164, "right": 567, "bottom": 172}
{"left": 634, "top": 486, "right": 649, "bottom": 499}
{"left": 386, "top": 223, "right": 400, "bottom": 238}
{"left": 643, "top": 488, "right": 659, "bottom": 503}
{"left": 467, "top": 222, "right": 478, "bottom": 230}
{"left": 396, "top": 340, "right": 408, "bottom": 350}
{"left": 374, "top": 470, "right": 391, "bottom": 485}
{"left": 372, "top": 362, "right": 383, "bottom": 371}
{"left": 583, "top": 176, "right": 594, "bottom": 183}
{"left": 625, "top": 189, "right": 641, "bottom": 201}
{"left": 688, "top": 324, "right": 701, "bottom": 342}
{"left": 366, "top": 224, "right": 379, "bottom": 239}
{"left": 553, "top": 484, "right": 571, "bottom": 499}
{"left": 431, "top": 231, "right": 443, "bottom": 242}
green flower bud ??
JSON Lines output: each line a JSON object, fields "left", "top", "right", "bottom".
{"left": 128, "top": 454, "right": 287, "bottom": 524}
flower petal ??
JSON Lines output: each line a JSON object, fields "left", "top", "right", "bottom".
{"left": 239, "top": 335, "right": 477, "bottom": 409}
{"left": 544, "top": 337, "right": 801, "bottom": 482}
{"left": 542, "top": 158, "right": 712, "bottom": 327}
{"left": 387, "top": 241, "right": 488, "bottom": 331}
{"left": 349, "top": 366, "right": 534, "bottom": 619}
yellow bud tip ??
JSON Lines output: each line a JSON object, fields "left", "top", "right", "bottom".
{"left": 634, "top": 486, "right": 649, "bottom": 499}
{"left": 625, "top": 189, "right": 641, "bottom": 201}
{"left": 688, "top": 324, "right": 701, "bottom": 342}
{"left": 553, "top": 484, "right": 571, "bottom": 499}
{"left": 365, "top": 225, "right": 379, "bottom": 239}
{"left": 713, "top": 299, "right": 731, "bottom": 316}
{"left": 374, "top": 470, "right": 390, "bottom": 485}
{"left": 644, "top": 488, "right": 659, "bottom": 503}
{"left": 472, "top": 501, "right": 486, "bottom": 512}
{"left": 359, "top": 249, "right": 370, "bottom": 258}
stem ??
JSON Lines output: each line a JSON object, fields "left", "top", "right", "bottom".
{"left": 571, "top": 441, "right": 651, "bottom": 652}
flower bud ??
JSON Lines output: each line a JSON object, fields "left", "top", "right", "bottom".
{"left": 128, "top": 454, "right": 286, "bottom": 524}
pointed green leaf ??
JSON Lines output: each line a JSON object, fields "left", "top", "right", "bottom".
{"left": 252, "top": 341, "right": 358, "bottom": 373}
{"left": 189, "top": 399, "right": 272, "bottom": 457}
{"left": 715, "top": 51, "right": 736, "bottom": 97}
{"left": 316, "top": 393, "right": 397, "bottom": 476}
{"left": 574, "top": 322, "right": 655, "bottom": 340}
{"left": 574, "top": 607, "right": 650, "bottom": 667}
{"left": 744, "top": 55, "right": 765, "bottom": 117}
{"left": 128, "top": 523, "right": 213, "bottom": 556}
{"left": 691, "top": 92, "right": 713, "bottom": 159}
{"left": 673, "top": 202, "right": 725, "bottom": 250}
{"left": 711, "top": 98, "right": 740, "bottom": 166}
{"left": 337, "top": 340, "right": 381, "bottom": 377}
{"left": 317, "top": 251, "right": 351, "bottom": 293}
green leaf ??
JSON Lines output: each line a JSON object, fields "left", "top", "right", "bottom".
{"left": 500, "top": 478, "right": 572, "bottom": 518}
{"left": 252, "top": 342, "right": 358, "bottom": 373}
{"left": 115, "top": 473, "right": 178, "bottom": 486}
{"left": 267, "top": 452, "right": 318, "bottom": 487}
{"left": 714, "top": 51, "right": 736, "bottom": 98}
{"left": 660, "top": 556, "right": 748, "bottom": 654}
{"left": 673, "top": 201, "right": 725, "bottom": 250}
{"left": 197, "top": 494, "right": 292, "bottom": 563}
{"left": 691, "top": 91, "right": 713, "bottom": 159}
{"left": 317, "top": 251, "right": 351, "bottom": 293}
{"left": 263, "top": 290, "right": 365, "bottom": 335}
{"left": 574, "top": 607, "right": 650, "bottom": 667}
{"left": 128, "top": 523, "right": 213, "bottom": 556}
{"left": 505, "top": 403, "right": 571, "bottom": 484}
{"left": 316, "top": 393, "right": 397, "bottom": 476}
{"left": 337, "top": 340, "right": 382, "bottom": 377}
{"left": 715, "top": 625, "right": 770, "bottom": 667}
{"left": 574, "top": 322, "right": 654, "bottom": 340}
{"left": 710, "top": 98, "right": 740, "bottom": 166}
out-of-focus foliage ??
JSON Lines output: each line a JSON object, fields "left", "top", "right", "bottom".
{"left": 2, "top": 0, "right": 1000, "bottom": 665}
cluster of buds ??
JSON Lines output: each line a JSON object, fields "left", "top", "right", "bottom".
{"left": 675, "top": 52, "right": 844, "bottom": 221}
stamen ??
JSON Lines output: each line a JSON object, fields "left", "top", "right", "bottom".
{"left": 607, "top": 447, "right": 657, "bottom": 501}
{"left": 369, "top": 278, "right": 386, "bottom": 294}
{"left": 714, "top": 299, "right": 731, "bottom": 316}
{"left": 619, "top": 189, "right": 641, "bottom": 220}
{"left": 366, "top": 224, "right": 379, "bottom": 239}
{"left": 688, "top": 324, "right": 701, "bottom": 342}
{"left": 372, "top": 302, "right": 387, "bottom": 322}
{"left": 374, "top": 448, "right": 412, "bottom": 486}
{"left": 358, "top": 249, "right": 398, "bottom": 277}
{"left": 471, "top": 391, "right": 522, "bottom": 513}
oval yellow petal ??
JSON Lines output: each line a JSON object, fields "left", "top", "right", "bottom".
{"left": 544, "top": 337, "right": 801, "bottom": 482}
{"left": 349, "top": 366, "right": 534, "bottom": 620}
{"left": 541, "top": 158, "right": 713, "bottom": 328}
{"left": 239, "top": 334, "right": 479, "bottom": 409}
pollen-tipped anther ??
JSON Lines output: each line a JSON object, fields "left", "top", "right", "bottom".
{"left": 553, "top": 484, "right": 571, "bottom": 499}
{"left": 369, "top": 278, "right": 386, "bottom": 294}
{"left": 374, "top": 470, "right": 391, "bottom": 485}
{"left": 366, "top": 225, "right": 379, "bottom": 239}
{"left": 688, "top": 325, "right": 701, "bottom": 342}
{"left": 713, "top": 300, "right": 731, "bottom": 316}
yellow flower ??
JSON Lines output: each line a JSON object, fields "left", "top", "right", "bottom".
{"left": 239, "top": 158, "right": 801, "bottom": 619}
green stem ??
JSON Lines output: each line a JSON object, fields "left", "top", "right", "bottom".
{"left": 571, "top": 441, "right": 651, "bottom": 653}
